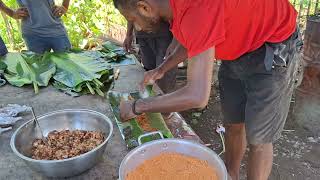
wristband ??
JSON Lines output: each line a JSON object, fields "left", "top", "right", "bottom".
{"left": 132, "top": 99, "right": 142, "bottom": 115}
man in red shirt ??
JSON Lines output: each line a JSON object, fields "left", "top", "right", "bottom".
{"left": 114, "top": 0, "right": 302, "bottom": 179}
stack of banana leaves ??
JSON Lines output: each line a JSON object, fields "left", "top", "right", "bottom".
{"left": 0, "top": 52, "right": 114, "bottom": 96}
{"left": 0, "top": 60, "right": 7, "bottom": 71}
{"left": 108, "top": 86, "right": 173, "bottom": 149}
{"left": 48, "top": 52, "right": 114, "bottom": 97}
{"left": 99, "top": 41, "right": 136, "bottom": 65}
{"left": 69, "top": 41, "right": 136, "bottom": 66}
{"left": 0, "top": 52, "right": 56, "bottom": 94}
{"left": 100, "top": 41, "right": 126, "bottom": 61}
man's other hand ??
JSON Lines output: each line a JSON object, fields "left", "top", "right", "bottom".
{"left": 142, "top": 67, "right": 164, "bottom": 87}
{"left": 120, "top": 100, "right": 137, "bottom": 121}
{"left": 53, "top": 5, "right": 67, "bottom": 17}
{"left": 123, "top": 35, "right": 133, "bottom": 53}
{"left": 12, "top": 7, "right": 28, "bottom": 19}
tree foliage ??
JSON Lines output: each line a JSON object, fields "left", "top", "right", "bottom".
{"left": 0, "top": 0, "right": 126, "bottom": 51}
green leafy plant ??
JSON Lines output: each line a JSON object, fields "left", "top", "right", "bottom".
{"left": 0, "top": 0, "right": 126, "bottom": 50}
{"left": 61, "top": 0, "right": 126, "bottom": 48}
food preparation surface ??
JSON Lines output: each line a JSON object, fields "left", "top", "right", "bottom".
{"left": 0, "top": 62, "right": 202, "bottom": 179}
{"left": 0, "top": 64, "right": 142, "bottom": 180}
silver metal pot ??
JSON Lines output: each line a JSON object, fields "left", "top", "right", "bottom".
{"left": 119, "top": 137, "right": 228, "bottom": 180}
{"left": 10, "top": 109, "right": 113, "bottom": 177}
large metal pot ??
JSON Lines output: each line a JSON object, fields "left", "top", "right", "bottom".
{"left": 119, "top": 138, "right": 228, "bottom": 180}
{"left": 10, "top": 109, "right": 113, "bottom": 177}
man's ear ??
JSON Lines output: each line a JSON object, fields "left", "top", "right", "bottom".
{"left": 136, "top": 1, "right": 153, "bottom": 17}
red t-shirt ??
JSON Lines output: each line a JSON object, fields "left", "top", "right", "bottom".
{"left": 169, "top": 0, "right": 297, "bottom": 60}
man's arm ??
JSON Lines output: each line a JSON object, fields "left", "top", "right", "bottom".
{"left": 123, "top": 22, "right": 134, "bottom": 52}
{"left": 165, "top": 37, "right": 178, "bottom": 57}
{"left": 159, "top": 41, "right": 187, "bottom": 75}
{"left": 126, "top": 22, "right": 134, "bottom": 37}
{"left": 0, "top": 0, "right": 28, "bottom": 19}
{"left": 120, "top": 48, "right": 215, "bottom": 120}
{"left": 143, "top": 40, "right": 187, "bottom": 85}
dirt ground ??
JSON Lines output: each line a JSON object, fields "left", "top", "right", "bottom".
{"left": 176, "top": 67, "right": 320, "bottom": 180}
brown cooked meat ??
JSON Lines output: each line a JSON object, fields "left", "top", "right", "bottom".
{"left": 31, "top": 130, "right": 105, "bottom": 160}
{"left": 136, "top": 113, "right": 157, "bottom": 132}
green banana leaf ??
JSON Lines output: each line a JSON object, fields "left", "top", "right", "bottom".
{"left": 0, "top": 53, "right": 56, "bottom": 93}
{"left": 101, "top": 41, "right": 119, "bottom": 52}
{"left": 100, "top": 41, "right": 136, "bottom": 64}
{"left": 67, "top": 48, "right": 135, "bottom": 67}
{"left": 108, "top": 89, "right": 173, "bottom": 149}
{"left": 0, "top": 61, "right": 7, "bottom": 71}
{"left": 143, "top": 85, "right": 173, "bottom": 139}
{"left": 47, "top": 52, "right": 113, "bottom": 96}
{"left": 108, "top": 92, "right": 145, "bottom": 148}
{"left": 68, "top": 69, "right": 114, "bottom": 96}
{"left": 68, "top": 41, "right": 136, "bottom": 66}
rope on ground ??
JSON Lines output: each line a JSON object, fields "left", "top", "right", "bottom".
{"left": 216, "top": 124, "right": 226, "bottom": 156}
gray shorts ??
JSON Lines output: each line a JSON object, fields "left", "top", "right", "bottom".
{"left": 218, "top": 29, "right": 303, "bottom": 144}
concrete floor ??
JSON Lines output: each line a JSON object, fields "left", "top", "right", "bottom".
{"left": 0, "top": 65, "right": 144, "bottom": 180}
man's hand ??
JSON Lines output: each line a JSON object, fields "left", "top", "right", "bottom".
{"left": 12, "top": 7, "right": 28, "bottom": 19}
{"left": 53, "top": 5, "right": 67, "bottom": 17}
{"left": 123, "top": 35, "right": 133, "bottom": 53}
{"left": 142, "top": 67, "right": 164, "bottom": 86}
{"left": 120, "top": 100, "right": 137, "bottom": 121}
{"left": 134, "top": 48, "right": 215, "bottom": 114}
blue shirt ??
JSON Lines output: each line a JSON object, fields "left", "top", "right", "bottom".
{"left": 0, "top": 36, "right": 8, "bottom": 56}
{"left": 17, "top": 0, "right": 67, "bottom": 37}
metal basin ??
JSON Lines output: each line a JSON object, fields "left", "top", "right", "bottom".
{"left": 119, "top": 139, "right": 228, "bottom": 180}
{"left": 10, "top": 109, "right": 113, "bottom": 177}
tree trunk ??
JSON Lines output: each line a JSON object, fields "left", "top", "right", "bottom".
{"left": 294, "top": 15, "right": 320, "bottom": 136}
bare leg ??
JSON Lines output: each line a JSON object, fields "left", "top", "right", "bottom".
{"left": 247, "top": 143, "right": 273, "bottom": 180}
{"left": 225, "top": 123, "right": 247, "bottom": 180}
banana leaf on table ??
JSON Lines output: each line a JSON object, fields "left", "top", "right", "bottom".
{"left": 0, "top": 61, "right": 7, "bottom": 71}
{"left": 0, "top": 52, "right": 56, "bottom": 93}
{"left": 108, "top": 86, "right": 173, "bottom": 149}
{"left": 101, "top": 41, "right": 119, "bottom": 52}
{"left": 71, "top": 50, "right": 136, "bottom": 67}
{"left": 99, "top": 41, "right": 136, "bottom": 66}
{"left": 47, "top": 52, "right": 114, "bottom": 97}
{"left": 67, "top": 41, "right": 136, "bottom": 66}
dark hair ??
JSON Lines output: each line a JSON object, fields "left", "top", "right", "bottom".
{"left": 113, "top": 0, "right": 139, "bottom": 10}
